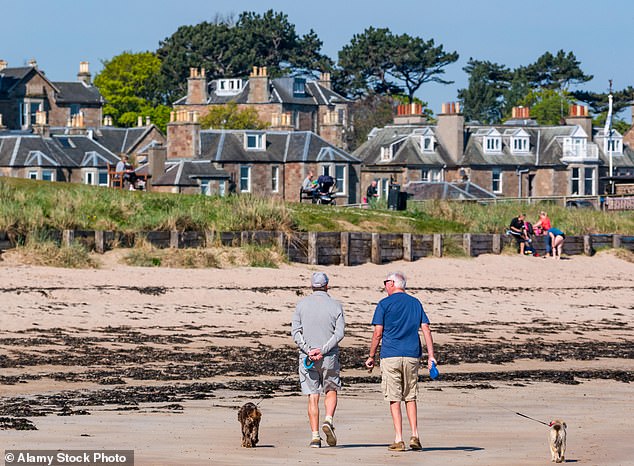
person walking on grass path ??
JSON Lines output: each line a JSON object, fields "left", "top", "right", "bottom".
{"left": 291, "top": 272, "right": 345, "bottom": 448}
{"left": 365, "top": 271, "right": 436, "bottom": 452}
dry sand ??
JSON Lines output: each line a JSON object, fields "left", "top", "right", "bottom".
{"left": 1, "top": 251, "right": 633, "bottom": 465}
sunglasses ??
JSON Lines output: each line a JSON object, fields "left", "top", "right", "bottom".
{"left": 383, "top": 279, "right": 393, "bottom": 286}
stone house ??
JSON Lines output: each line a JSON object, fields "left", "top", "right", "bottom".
{"left": 355, "top": 103, "right": 634, "bottom": 199}
{"left": 147, "top": 110, "right": 361, "bottom": 201}
{"left": 0, "top": 59, "right": 103, "bottom": 130}
{"left": 173, "top": 67, "right": 349, "bottom": 149}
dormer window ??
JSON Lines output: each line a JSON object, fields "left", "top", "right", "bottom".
{"left": 380, "top": 146, "right": 392, "bottom": 161}
{"left": 512, "top": 136, "right": 529, "bottom": 153}
{"left": 216, "top": 79, "right": 243, "bottom": 96}
{"left": 421, "top": 136, "right": 434, "bottom": 152}
{"left": 245, "top": 133, "right": 265, "bottom": 150}
{"left": 293, "top": 78, "right": 306, "bottom": 96}
{"left": 604, "top": 137, "right": 623, "bottom": 155}
{"left": 484, "top": 136, "right": 501, "bottom": 153}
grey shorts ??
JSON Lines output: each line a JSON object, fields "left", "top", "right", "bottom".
{"left": 298, "top": 353, "right": 341, "bottom": 395}
{"left": 381, "top": 356, "right": 420, "bottom": 402}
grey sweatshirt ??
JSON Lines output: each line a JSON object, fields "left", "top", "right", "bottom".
{"left": 291, "top": 291, "right": 345, "bottom": 356}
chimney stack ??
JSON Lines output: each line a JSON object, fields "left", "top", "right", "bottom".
{"left": 0, "top": 60, "right": 7, "bottom": 71}
{"left": 167, "top": 110, "right": 201, "bottom": 159}
{"left": 319, "top": 71, "right": 332, "bottom": 90}
{"left": 248, "top": 66, "right": 270, "bottom": 103}
{"left": 565, "top": 104, "right": 592, "bottom": 137}
{"left": 394, "top": 103, "right": 426, "bottom": 125}
{"left": 186, "top": 67, "right": 208, "bottom": 105}
{"left": 147, "top": 145, "right": 167, "bottom": 190}
{"left": 436, "top": 102, "right": 464, "bottom": 165}
{"left": 77, "top": 61, "right": 91, "bottom": 85}
{"left": 511, "top": 106, "right": 531, "bottom": 120}
{"left": 28, "top": 58, "right": 37, "bottom": 68}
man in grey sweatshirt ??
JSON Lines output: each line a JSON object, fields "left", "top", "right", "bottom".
{"left": 291, "top": 272, "right": 345, "bottom": 448}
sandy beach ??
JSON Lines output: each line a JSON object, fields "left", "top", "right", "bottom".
{"left": 1, "top": 251, "right": 633, "bottom": 465}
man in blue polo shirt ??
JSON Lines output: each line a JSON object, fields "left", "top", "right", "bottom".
{"left": 365, "top": 271, "right": 436, "bottom": 452}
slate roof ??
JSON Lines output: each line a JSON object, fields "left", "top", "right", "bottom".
{"left": 175, "top": 76, "right": 347, "bottom": 107}
{"left": 353, "top": 125, "right": 454, "bottom": 167}
{"left": 52, "top": 81, "right": 103, "bottom": 104}
{"left": 0, "top": 133, "right": 118, "bottom": 168}
{"left": 90, "top": 126, "right": 164, "bottom": 155}
{"left": 200, "top": 130, "right": 359, "bottom": 164}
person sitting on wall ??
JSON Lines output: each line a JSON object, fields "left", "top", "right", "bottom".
{"left": 302, "top": 171, "right": 318, "bottom": 201}
{"left": 116, "top": 155, "right": 138, "bottom": 189}
{"left": 508, "top": 213, "right": 529, "bottom": 255}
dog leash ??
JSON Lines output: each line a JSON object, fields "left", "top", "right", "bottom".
{"left": 464, "top": 391, "right": 551, "bottom": 427}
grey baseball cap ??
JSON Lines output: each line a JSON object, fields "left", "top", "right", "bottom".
{"left": 311, "top": 272, "right": 329, "bottom": 287}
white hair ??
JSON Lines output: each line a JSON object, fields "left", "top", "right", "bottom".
{"left": 386, "top": 271, "right": 406, "bottom": 289}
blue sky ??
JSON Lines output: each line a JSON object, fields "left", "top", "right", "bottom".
{"left": 2, "top": 0, "right": 633, "bottom": 121}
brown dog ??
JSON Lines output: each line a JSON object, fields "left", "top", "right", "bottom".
{"left": 549, "top": 419, "right": 567, "bottom": 463}
{"left": 238, "top": 402, "right": 262, "bottom": 448}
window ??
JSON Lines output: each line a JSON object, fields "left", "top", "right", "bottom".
{"left": 422, "top": 136, "right": 434, "bottom": 152}
{"left": 41, "top": 170, "right": 54, "bottom": 182}
{"left": 28, "top": 171, "right": 38, "bottom": 180}
{"left": 240, "top": 165, "right": 251, "bottom": 192}
{"left": 484, "top": 136, "right": 501, "bottom": 153}
{"left": 380, "top": 178, "right": 390, "bottom": 199}
{"left": 584, "top": 167, "right": 594, "bottom": 195}
{"left": 200, "top": 180, "right": 211, "bottom": 196}
{"left": 571, "top": 167, "right": 580, "bottom": 195}
{"left": 380, "top": 147, "right": 392, "bottom": 161}
{"left": 70, "top": 104, "right": 81, "bottom": 116}
{"left": 335, "top": 165, "right": 346, "bottom": 194}
{"left": 492, "top": 168, "right": 502, "bottom": 193}
{"left": 293, "top": 78, "right": 306, "bottom": 96}
{"left": 605, "top": 138, "right": 622, "bottom": 155}
{"left": 512, "top": 137, "right": 529, "bottom": 153}
{"left": 98, "top": 171, "right": 108, "bottom": 186}
{"left": 216, "top": 79, "right": 243, "bottom": 95}
{"left": 421, "top": 168, "right": 429, "bottom": 181}
{"left": 85, "top": 172, "right": 94, "bottom": 185}
{"left": 430, "top": 169, "right": 442, "bottom": 182}
{"left": 245, "top": 133, "right": 265, "bottom": 150}
{"left": 322, "top": 165, "right": 330, "bottom": 177}
{"left": 271, "top": 166, "right": 279, "bottom": 192}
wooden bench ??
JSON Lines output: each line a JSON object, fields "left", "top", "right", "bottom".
{"left": 300, "top": 187, "right": 317, "bottom": 203}
{"left": 107, "top": 163, "right": 149, "bottom": 190}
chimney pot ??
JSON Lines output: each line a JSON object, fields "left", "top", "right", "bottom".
{"left": 146, "top": 116, "right": 151, "bottom": 126}
{"left": 0, "top": 59, "right": 7, "bottom": 71}
{"left": 137, "top": 115, "right": 143, "bottom": 127}
{"left": 28, "top": 58, "right": 37, "bottom": 67}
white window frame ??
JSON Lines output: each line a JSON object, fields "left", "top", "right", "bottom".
{"left": 216, "top": 79, "right": 243, "bottom": 96}
{"left": 28, "top": 171, "right": 38, "bottom": 180}
{"left": 240, "top": 165, "right": 251, "bottom": 193}
{"left": 380, "top": 177, "right": 390, "bottom": 199}
{"left": 245, "top": 133, "right": 265, "bottom": 150}
{"left": 604, "top": 138, "right": 622, "bottom": 155}
{"left": 492, "top": 168, "right": 502, "bottom": 193}
{"left": 85, "top": 171, "right": 95, "bottom": 185}
{"left": 200, "top": 179, "right": 211, "bottom": 196}
{"left": 571, "top": 167, "right": 580, "bottom": 195}
{"left": 512, "top": 137, "right": 529, "bottom": 153}
{"left": 271, "top": 165, "right": 279, "bottom": 193}
{"left": 41, "top": 169, "right": 55, "bottom": 182}
{"left": 421, "top": 136, "right": 434, "bottom": 152}
{"left": 421, "top": 168, "right": 429, "bottom": 181}
{"left": 98, "top": 170, "right": 108, "bottom": 186}
{"left": 484, "top": 136, "right": 501, "bottom": 153}
{"left": 334, "top": 164, "right": 346, "bottom": 195}
{"left": 380, "top": 146, "right": 392, "bottom": 161}
{"left": 583, "top": 167, "right": 595, "bottom": 195}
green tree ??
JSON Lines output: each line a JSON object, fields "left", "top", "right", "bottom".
{"left": 336, "top": 27, "right": 458, "bottom": 101}
{"left": 94, "top": 51, "right": 171, "bottom": 131}
{"left": 199, "top": 102, "right": 269, "bottom": 130}
{"left": 156, "top": 10, "right": 332, "bottom": 102}
{"left": 457, "top": 59, "right": 511, "bottom": 123}
{"left": 573, "top": 85, "right": 634, "bottom": 133}
{"left": 347, "top": 94, "right": 396, "bottom": 150}
{"left": 519, "top": 89, "right": 572, "bottom": 125}
{"left": 524, "top": 50, "right": 593, "bottom": 90}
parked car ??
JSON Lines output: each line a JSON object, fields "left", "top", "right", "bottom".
{"left": 565, "top": 199, "right": 596, "bottom": 209}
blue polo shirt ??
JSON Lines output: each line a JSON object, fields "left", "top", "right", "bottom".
{"left": 371, "top": 292, "right": 429, "bottom": 358}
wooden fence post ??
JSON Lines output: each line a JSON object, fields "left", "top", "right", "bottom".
{"left": 62, "top": 230, "right": 74, "bottom": 247}
{"left": 371, "top": 233, "right": 381, "bottom": 264}
{"left": 95, "top": 230, "right": 105, "bottom": 254}
{"left": 433, "top": 234, "right": 443, "bottom": 257}
{"left": 241, "top": 231, "right": 249, "bottom": 246}
{"left": 170, "top": 230, "right": 179, "bottom": 248}
{"left": 340, "top": 232, "right": 350, "bottom": 266}
{"left": 308, "top": 232, "right": 318, "bottom": 265}
{"left": 277, "top": 231, "right": 286, "bottom": 251}
{"left": 583, "top": 235, "right": 593, "bottom": 256}
{"left": 492, "top": 234, "right": 502, "bottom": 254}
{"left": 463, "top": 233, "right": 472, "bottom": 257}
{"left": 613, "top": 235, "right": 622, "bottom": 249}
{"left": 403, "top": 233, "right": 413, "bottom": 261}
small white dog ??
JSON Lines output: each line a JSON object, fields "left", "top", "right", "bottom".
{"left": 549, "top": 419, "right": 567, "bottom": 463}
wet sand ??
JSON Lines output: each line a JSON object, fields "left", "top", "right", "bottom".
{"left": 1, "top": 252, "right": 633, "bottom": 465}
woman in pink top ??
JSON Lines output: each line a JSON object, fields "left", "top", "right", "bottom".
{"left": 533, "top": 211, "right": 551, "bottom": 235}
